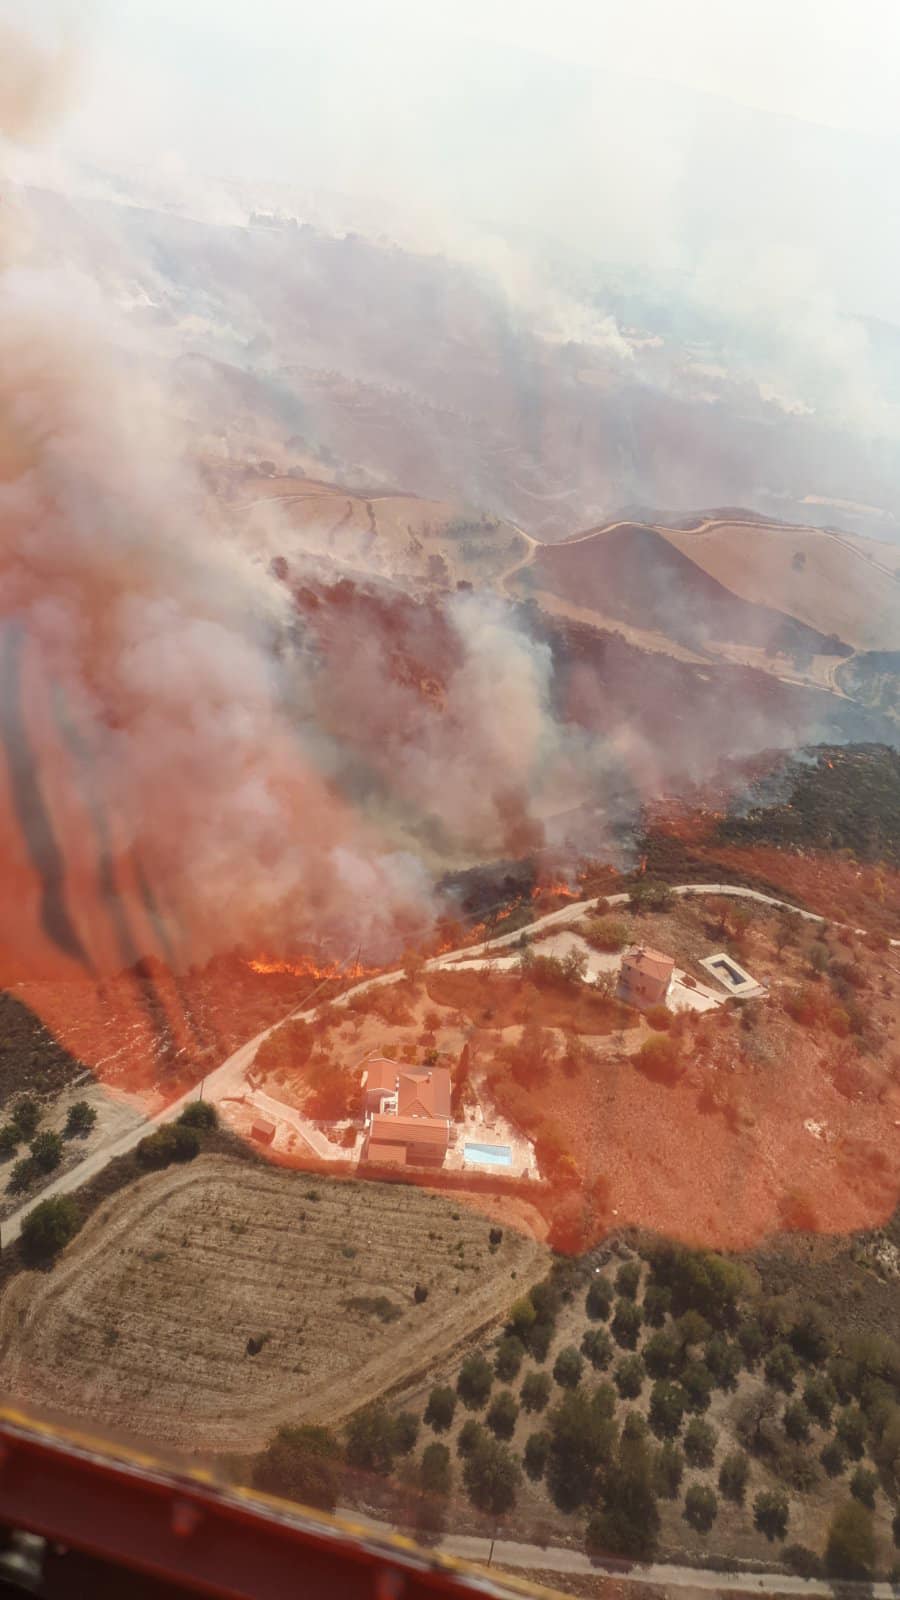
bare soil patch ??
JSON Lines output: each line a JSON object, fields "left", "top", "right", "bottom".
{"left": 425, "top": 969, "right": 636, "bottom": 1036}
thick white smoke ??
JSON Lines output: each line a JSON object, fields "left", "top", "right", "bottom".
{"left": 0, "top": 15, "right": 578, "bottom": 974}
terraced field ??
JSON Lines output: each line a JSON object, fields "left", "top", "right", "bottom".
{"left": 0, "top": 1156, "right": 546, "bottom": 1451}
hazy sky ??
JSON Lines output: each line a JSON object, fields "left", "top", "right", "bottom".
{"left": 65, "top": 0, "right": 900, "bottom": 141}
{"left": 13, "top": 1, "right": 900, "bottom": 322}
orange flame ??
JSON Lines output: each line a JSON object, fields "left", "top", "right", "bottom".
{"left": 246, "top": 953, "right": 369, "bottom": 981}
{"left": 531, "top": 880, "right": 577, "bottom": 900}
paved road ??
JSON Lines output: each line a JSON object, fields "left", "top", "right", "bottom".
{"left": 342, "top": 1506, "right": 900, "bottom": 1597}
{"left": 4, "top": 879, "right": 894, "bottom": 1247}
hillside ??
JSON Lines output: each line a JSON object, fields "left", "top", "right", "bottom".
{"left": 528, "top": 523, "right": 849, "bottom": 658}
{"left": 659, "top": 518, "right": 900, "bottom": 653}
{"left": 216, "top": 465, "right": 529, "bottom": 589}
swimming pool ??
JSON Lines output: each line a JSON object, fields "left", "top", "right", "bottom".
{"left": 464, "top": 1142, "right": 513, "bottom": 1167}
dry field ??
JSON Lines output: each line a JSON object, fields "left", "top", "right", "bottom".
{"left": 0, "top": 1156, "right": 547, "bottom": 1452}
{"left": 232, "top": 474, "right": 527, "bottom": 590}
{"left": 659, "top": 521, "right": 900, "bottom": 653}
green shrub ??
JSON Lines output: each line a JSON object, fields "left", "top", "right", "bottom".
{"left": 253, "top": 1424, "right": 340, "bottom": 1511}
{"left": 7, "top": 1157, "right": 36, "bottom": 1194}
{"left": 835, "top": 1406, "right": 867, "bottom": 1459}
{"left": 614, "top": 1356, "right": 645, "bottom": 1400}
{"left": 681, "top": 1360, "right": 714, "bottom": 1413}
{"left": 645, "top": 1003, "right": 672, "bottom": 1031}
{"left": 704, "top": 1335, "right": 742, "bottom": 1390}
{"left": 29, "top": 1131, "right": 63, "bottom": 1174}
{"left": 20, "top": 1196, "right": 80, "bottom": 1264}
{"left": 64, "top": 1101, "right": 97, "bottom": 1138}
{"left": 545, "top": 1387, "right": 618, "bottom": 1512}
{"left": 585, "top": 1278, "right": 613, "bottom": 1321}
{"left": 11, "top": 1097, "right": 40, "bottom": 1140}
{"left": 424, "top": 1386, "right": 456, "bottom": 1433}
{"left": 821, "top": 1439, "right": 847, "bottom": 1478}
{"left": 494, "top": 1335, "right": 525, "bottom": 1381}
{"left": 764, "top": 1343, "right": 798, "bottom": 1393}
{"left": 630, "top": 881, "right": 674, "bottom": 913}
{"left": 456, "top": 1419, "right": 484, "bottom": 1458}
{"left": 803, "top": 1373, "right": 837, "bottom": 1425}
{"left": 718, "top": 1450, "right": 749, "bottom": 1504}
{"left": 653, "top": 1442, "right": 684, "bottom": 1499}
{"left": 344, "top": 1404, "right": 399, "bottom": 1474}
{"left": 462, "top": 1436, "right": 520, "bottom": 1515}
{"left": 737, "top": 1318, "right": 766, "bottom": 1368}
{"left": 644, "top": 1330, "right": 680, "bottom": 1379}
{"left": 783, "top": 1400, "right": 812, "bottom": 1443}
{"left": 391, "top": 1413, "right": 419, "bottom": 1456}
{"left": 420, "top": 1441, "right": 452, "bottom": 1497}
{"left": 486, "top": 1390, "right": 518, "bottom": 1440}
{"left": 789, "top": 1305, "right": 831, "bottom": 1363}
{"left": 587, "top": 1426, "right": 660, "bottom": 1559}
{"left": 753, "top": 1489, "right": 789, "bottom": 1542}
{"left": 457, "top": 1352, "right": 493, "bottom": 1410}
{"left": 635, "top": 1034, "right": 681, "bottom": 1084}
{"left": 649, "top": 1380, "right": 687, "bottom": 1440}
{"left": 684, "top": 1485, "right": 717, "bottom": 1533}
{"left": 521, "top": 1371, "right": 552, "bottom": 1413}
{"left": 684, "top": 1418, "right": 716, "bottom": 1468}
{"left": 177, "top": 1100, "right": 219, "bottom": 1131}
{"left": 850, "top": 1466, "right": 878, "bottom": 1508}
{"left": 782, "top": 1544, "right": 822, "bottom": 1578}
{"left": 586, "top": 916, "right": 629, "bottom": 952}
{"left": 642, "top": 1284, "right": 671, "bottom": 1327}
{"left": 581, "top": 1328, "right": 613, "bottom": 1371}
{"left": 615, "top": 1260, "right": 641, "bottom": 1300}
{"left": 825, "top": 1500, "right": 876, "bottom": 1579}
{"left": 553, "top": 1346, "right": 584, "bottom": 1389}
{"left": 523, "top": 1431, "right": 549, "bottom": 1481}
{"left": 611, "top": 1299, "right": 642, "bottom": 1349}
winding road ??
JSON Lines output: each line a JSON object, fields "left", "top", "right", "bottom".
{"left": 3, "top": 879, "right": 894, "bottom": 1249}
{"left": 3, "top": 879, "right": 898, "bottom": 1593}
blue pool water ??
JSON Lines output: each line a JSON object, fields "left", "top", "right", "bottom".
{"left": 464, "top": 1142, "right": 513, "bottom": 1167}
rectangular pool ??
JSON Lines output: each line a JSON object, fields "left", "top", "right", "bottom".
{"left": 464, "top": 1142, "right": 513, "bottom": 1168}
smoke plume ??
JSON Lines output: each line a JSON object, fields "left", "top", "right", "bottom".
{"left": 0, "top": 17, "right": 583, "bottom": 978}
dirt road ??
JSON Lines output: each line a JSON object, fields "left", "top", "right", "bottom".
{"left": 344, "top": 1506, "right": 900, "bottom": 1597}
{"left": 3, "top": 881, "right": 894, "bottom": 1247}
{"left": 496, "top": 523, "right": 539, "bottom": 595}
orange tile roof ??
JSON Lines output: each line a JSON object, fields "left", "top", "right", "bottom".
{"left": 362, "top": 1058, "right": 402, "bottom": 1092}
{"left": 397, "top": 1067, "right": 451, "bottom": 1120}
{"left": 368, "top": 1113, "right": 449, "bottom": 1147}
{"left": 624, "top": 947, "right": 675, "bottom": 981}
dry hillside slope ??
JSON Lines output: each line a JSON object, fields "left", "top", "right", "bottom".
{"left": 659, "top": 519, "right": 900, "bottom": 653}
{"left": 529, "top": 523, "right": 844, "bottom": 658}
